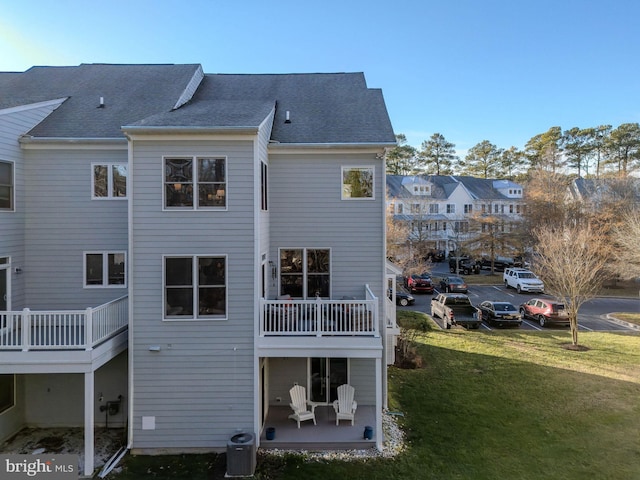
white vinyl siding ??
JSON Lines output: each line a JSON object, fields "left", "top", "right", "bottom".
{"left": 270, "top": 153, "right": 385, "bottom": 301}
{"left": 22, "top": 148, "right": 128, "bottom": 309}
{"left": 131, "top": 139, "right": 255, "bottom": 449}
{"left": 1, "top": 101, "right": 64, "bottom": 310}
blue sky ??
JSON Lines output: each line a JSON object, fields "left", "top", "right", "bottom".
{"left": 2, "top": 0, "right": 639, "bottom": 155}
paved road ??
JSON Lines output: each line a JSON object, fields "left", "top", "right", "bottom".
{"left": 401, "top": 269, "right": 639, "bottom": 332}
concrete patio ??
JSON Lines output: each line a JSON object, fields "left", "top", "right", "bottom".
{"left": 259, "top": 405, "right": 377, "bottom": 450}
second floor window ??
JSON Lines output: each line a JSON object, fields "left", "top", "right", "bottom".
{"left": 164, "top": 255, "right": 227, "bottom": 319}
{"left": 446, "top": 204, "right": 455, "bottom": 214}
{"left": 464, "top": 204, "right": 473, "bottom": 214}
{"left": 93, "top": 164, "right": 127, "bottom": 199}
{"left": 342, "top": 167, "right": 374, "bottom": 199}
{"left": 164, "top": 157, "right": 226, "bottom": 209}
{"left": 85, "top": 252, "right": 126, "bottom": 287}
{"left": 0, "top": 161, "right": 13, "bottom": 210}
{"left": 429, "top": 204, "right": 439, "bottom": 214}
{"left": 280, "top": 248, "right": 330, "bottom": 298}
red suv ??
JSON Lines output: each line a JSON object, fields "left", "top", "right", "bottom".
{"left": 405, "top": 273, "right": 434, "bottom": 294}
{"left": 519, "top": 298, "right": 570, "bottom": 327}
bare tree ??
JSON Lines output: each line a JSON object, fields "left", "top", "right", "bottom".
{"left": 611, "top": 210, "right": 640, "bottom": 281}
{"left": 532, "top": 225, "right": 609, "bottom": 347}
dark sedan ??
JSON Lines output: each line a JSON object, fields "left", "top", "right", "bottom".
{"left": 477, "top": 301, "right": 522, "bottom": 327}
{"left": 393, "top": 287, "right": 415, "bottom": 306}
{"left": 439, "top": 276, "right": 468, "bottom": 293}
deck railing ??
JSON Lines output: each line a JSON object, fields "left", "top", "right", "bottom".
{"left": 260, "top": 290, "right": 379, "bottom": 337}
{"left": 0, "top": 296, "right": 128, "bottom": 351}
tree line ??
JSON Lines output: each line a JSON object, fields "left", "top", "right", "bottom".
{"left": 386, "top": 123, "right": 640, "bottom": 179}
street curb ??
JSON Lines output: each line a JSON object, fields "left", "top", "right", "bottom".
{"left": 606, "top": 314, "right": 640, "bottom": 331}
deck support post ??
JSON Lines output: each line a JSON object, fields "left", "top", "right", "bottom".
{"left": 84, "top": 371, "right": 95, "bottom": 476}
{"left": 375, "top": 356, "right": 383, "bottom": 450}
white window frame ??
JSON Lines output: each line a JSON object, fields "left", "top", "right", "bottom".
{"left": 446, "top": 204, "right": 455, "bottom": 214}
{"left": 341, "top": 166, "right": 375, "bottom": 200}
{"left": 429, "top": 204, "right": 439, "bottom": 214}
{"left": 163, "top": 254, "right": 228, "bottom": 321}
{"left": 83, "top": 252, "right": 127, "bottom": 288}
{"left": 91, "top": 163, "right": 127, "bottom": 199}
{"left": 0, "top": 160, "right": 15, "bottom": 211}
{"left": 279, "top": 248, "right": 331, "bottom": 299}
{"left": 163, "top": 156, "right": 228, "bottom": 211}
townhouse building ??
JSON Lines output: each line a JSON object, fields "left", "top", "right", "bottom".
{"left": 387, "top": 175, "right": 526, "bottom": 257}
{"left": 0, "top": 64, "right": 397, "bottom": 475}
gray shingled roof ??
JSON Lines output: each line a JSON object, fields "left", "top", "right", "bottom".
{"left": 0, "top": 64, "right": 396, "bottom": 145}
{"left": 387, "top": 175, "right": 522, "bottom": 201}
{"left": 0, "top": 64, "right": 202, "bottom": 138}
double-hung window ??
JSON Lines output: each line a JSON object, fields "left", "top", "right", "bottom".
{"left": 92, "top": 163, "right": 127, "bottom": 199}
{"left": 280, "top": 248, "right": 330, "bottom": 298}
{"left": 164, "top": 157, "right": 226, "bottom": 209}
{"left": 341, "top": 166, "right": 374, "bottom": 199}
{"left": 0, "top": 161, "right": 14, "bottom": 210}
{"left": 164, "top": 255, "right": 227, "bottom": 319}
{"left": 84, "top": 252, "right": 126, "bottom": 287}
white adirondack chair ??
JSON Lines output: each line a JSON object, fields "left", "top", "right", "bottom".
{"left": 288, "top": 385, "right": 317, "bottom": 428}
{"left": 333, "top": 384, "right": 357, "bottom": 425}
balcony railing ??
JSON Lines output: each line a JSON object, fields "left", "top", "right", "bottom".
{"left": 260, "top": 291, "right": 379, "bottom": 337}
{"left": 0, "top": 296, "right": 128, "bottom": 351}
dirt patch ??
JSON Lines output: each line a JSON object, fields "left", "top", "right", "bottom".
{"left": 561, "top": 343, "right": 590, "bottom": 352}
{"left": 1, "top": 427, "right": 125, "bottom": 473}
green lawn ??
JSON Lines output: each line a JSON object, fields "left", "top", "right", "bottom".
{"left": 110, "top": 314, "right": 640, "bottom": 480}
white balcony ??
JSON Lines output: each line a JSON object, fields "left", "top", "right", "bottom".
{"left": 0, "top": 296, "right": 128, "bottom": 352}
{"left": 260, "top": 297, "right": 379, "bottom": 337}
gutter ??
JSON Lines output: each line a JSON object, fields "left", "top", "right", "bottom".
{"left": 19, "top": 136, "right": 127, "bottom": 145}
{"left": 268, "top": 141, "right": 396, "bottom": 149}
{"left": 121, "top": 125, "right": 260, "bottom": 135}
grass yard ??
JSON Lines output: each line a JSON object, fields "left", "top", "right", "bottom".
{"left": 109, "top": 313, "right": 640, "bottom": 480}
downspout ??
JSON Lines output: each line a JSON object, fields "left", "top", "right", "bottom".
{"left": 126, "top": 136, "right": 134, "bottom": 452}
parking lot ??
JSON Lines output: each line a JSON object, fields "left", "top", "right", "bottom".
{"left": 401, "top": 265, "right": 639, "bottom": 332}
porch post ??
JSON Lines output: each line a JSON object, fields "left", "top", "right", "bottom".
{"left": 84, "top": 371, "right": 95, "bottom": 476}
{"left": 375, "top": 356, "right": 383, "bottom": 450}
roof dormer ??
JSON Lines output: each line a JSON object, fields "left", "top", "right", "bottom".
{"left": 493, "top": 179, "right": 523, "bottom": 198}
{"left": 402, "top": 176, "right": 432, "bottom": 196}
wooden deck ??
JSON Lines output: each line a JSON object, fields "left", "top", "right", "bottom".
{"left": 259, "top": 405, "right": 377, "bottom": 450}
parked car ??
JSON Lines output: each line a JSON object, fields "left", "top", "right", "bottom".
{"left": 477, "top": 301, "right": 522, "bottom": 327}
{"left": 448, "top": 257, "right": 481, "bottom": 275}
{"left": 503, "top": 268, "right": 545, "bottom": 293}
{"left": 519, "top": 298, "right": 570, "bottom": 327}
{"left": 391, "top": 287, "right": 415, "bottom": 306}
{"left": 480, "top": 256, "right": 514, "bottom": 272}
{"left": 406, "top": 273, "right": 434, "bottom": 293}
{"left": 431, "top": 293, "right": 482, "bottom": 329}
{"left": 439, "top": 276, "right": 468, "bottom": 293}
